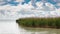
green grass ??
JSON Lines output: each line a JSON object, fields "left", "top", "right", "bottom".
{"left": 16, "top": 17, "right": 60, "bottom": 29}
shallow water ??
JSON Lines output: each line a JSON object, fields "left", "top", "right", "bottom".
{"left": 0, "top": 21, "right": 60, "bottom": 34}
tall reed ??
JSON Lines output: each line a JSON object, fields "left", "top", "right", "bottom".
{"left": 16, "top": 17, "right": 60, "bottom": 29}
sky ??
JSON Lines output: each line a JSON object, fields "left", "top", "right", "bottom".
{"left": 0, "top": 0, "right": 60, "bottom": 20}
{"left": 0, "top": 0, "right": 60, "bottom": 6}
{"left": 0, "top": 0, "right": 60, "bottom": 9}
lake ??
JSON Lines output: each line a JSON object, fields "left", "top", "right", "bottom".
{"left": 0, "top": 20, "right": 60, "bottom": 34}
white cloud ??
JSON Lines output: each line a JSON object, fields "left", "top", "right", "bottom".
{"left": 0, "top": 0, "right": 6, "bottom": 5}
{"left": 45, "top": 2, "right": 56, "bottom": 10}
{"left": 0, "top": 0, "right": 16, "bottom": 5}
{"left": 36, "top": 1, "right": 56, "bottom": 11}
{"left": 36, "top": 2, "right": 43, "bottom": 8}
{"left": 56, "top": 3, "right": 60, "bottom": 6}
{"left": 15, "top": 0, "right": 24, "bottom": 2}
{"left": 0, "top": 0, "right": 60, "bottom": 20}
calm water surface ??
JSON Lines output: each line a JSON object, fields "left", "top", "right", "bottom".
{"left": 0, "top": 21, "right": 60, "bottom": 34}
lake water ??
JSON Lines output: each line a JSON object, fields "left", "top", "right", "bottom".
{"left": 0, "top": 21, "right": 60, "bottom": 34}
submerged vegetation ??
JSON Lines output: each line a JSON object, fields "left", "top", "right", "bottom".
{"left": 16, "top": 17, "right": 60, "bottom": 29}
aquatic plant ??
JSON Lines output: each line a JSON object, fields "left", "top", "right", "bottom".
{"left": 16, "top": 17, "right": 60, "bottom": 29}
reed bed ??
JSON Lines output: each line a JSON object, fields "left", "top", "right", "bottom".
{"left": 16, "top": 17, "right": 60, "bottom": 29}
